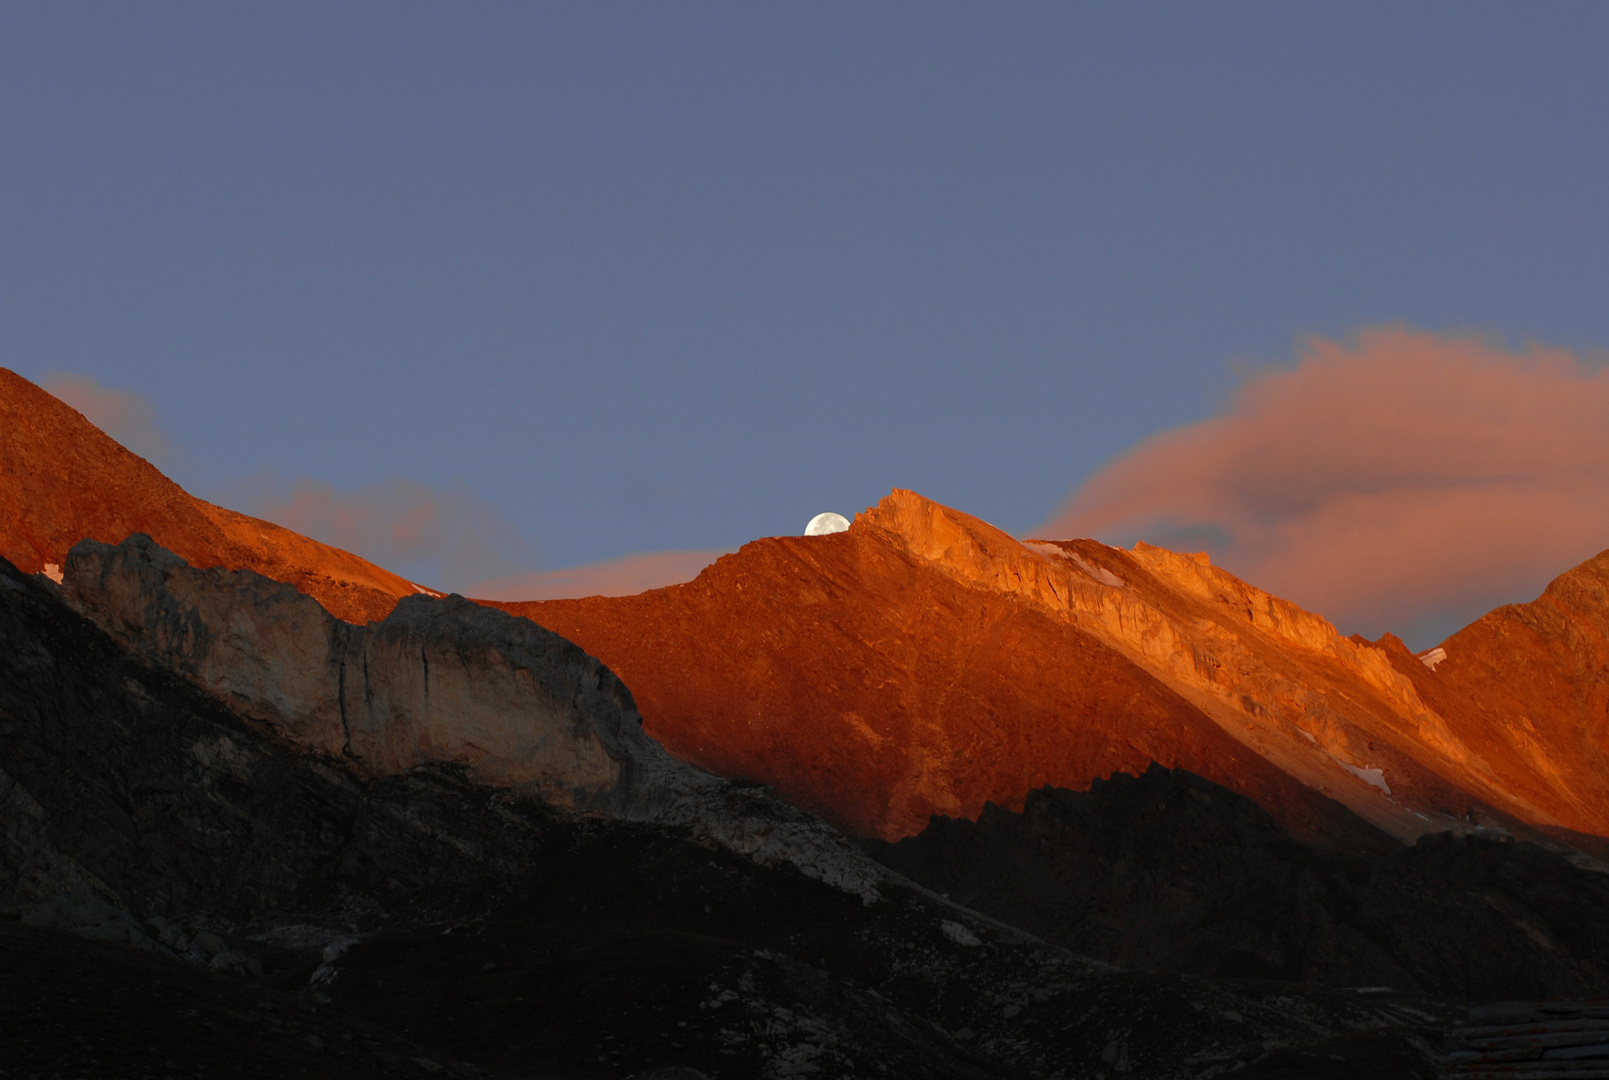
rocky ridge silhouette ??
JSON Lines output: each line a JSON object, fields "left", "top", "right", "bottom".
{"left": 9, "top": 367, "right": 1609, "bottom": 860}
{"left": 10, "top": 370, "right": 1609, "bottom": 1075}
{"left": 869, "top": 764, "right": 1609, "bottom": 1001}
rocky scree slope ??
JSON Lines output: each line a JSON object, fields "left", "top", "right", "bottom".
{"left": 0, "top": 367, "right": 419, "bottom": 623}
{"left": 869, "top": 764, "right": 1609, "bottom": 1002}
{"left": 0, "top": 552, "right": 1452, "bottom": 1079}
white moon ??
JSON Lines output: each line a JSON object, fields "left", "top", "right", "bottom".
{"left": 804, "top": 512, "right": 850, "bottom": 536}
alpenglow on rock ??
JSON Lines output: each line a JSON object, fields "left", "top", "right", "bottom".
{"left": 60, "top": 534, "right": 882, "bottom": 900}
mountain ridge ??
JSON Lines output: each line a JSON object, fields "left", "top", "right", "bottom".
{"left": 13, "top": 368, "right": 1609, "bottom": 1075}
{"left": 1, "top": 544, "right": 1452, "bottom": 1078}
{"left": 0, "top": 367, "right": 421, "bottom": 623}
{"left": 494, "top": 489, "right": 1607, "bottom": 848}
{"left": 6, "top": 368, "right": 1608, "bottom": 858}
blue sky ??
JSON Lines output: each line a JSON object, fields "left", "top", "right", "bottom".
{"left": 5, "top": 4, "right": 1608, "bottom": 619}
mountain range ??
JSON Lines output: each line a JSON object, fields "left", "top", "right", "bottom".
{"left": 6, "top": 366, "right": 1609, "bottom": 1079}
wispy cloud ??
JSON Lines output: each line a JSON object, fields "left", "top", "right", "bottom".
{"left": 40, "top": 372, "right": 175, "bottom": 466}
{"left": 466, "top": 548, "right": 733, "bottom": 601}
{"left": 33, "top": 372, "right": 715, "bottom": 600}
{"left": 224, "top": 475, "right": 539, "bottom": 594}
{"left": 1039, "top": 327, "right": 1609, "bottom": 646}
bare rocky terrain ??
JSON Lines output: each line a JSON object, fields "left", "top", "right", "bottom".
{"left": 868, "top": 765, "right": 1609, "bottom": 1001}
{"left": 1, "top": 546, "right": 1461, "bottom": 1079}
{"left": 9, "top": 370, "right": 1609, "bottom": 1077}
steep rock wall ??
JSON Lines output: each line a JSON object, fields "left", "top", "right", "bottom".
{"left": 1376, "top": 549, "right": 1609, "bottom": 838}
{"left": 59, "top": 535, "right": 883, "bottom": 899}
{"left": 860, "top": 492, "right": 1539, "bottom": 839}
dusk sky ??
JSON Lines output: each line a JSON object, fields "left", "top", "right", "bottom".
{"left": 5, "top": 4, "right": 1608, "bottom": 645}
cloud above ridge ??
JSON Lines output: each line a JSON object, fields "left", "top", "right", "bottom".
{"left": 41, "top": 372, "right": 175, "bottom": 466}
{"left": 1039, "top": 327, "right": 1609, "bottom": 646}
{"left": 224, "top": 475, "right": 538, "bottom": 594}
{"left": 466, "top": 548, "right": 735, "bottom": 601}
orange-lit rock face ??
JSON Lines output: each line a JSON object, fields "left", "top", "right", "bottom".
{"left": 496, "top": 491, "right": 1609, "bottom": 846}
{"left": 1374, "top": 552, "right": 1609, "bottom": 842}
{"left": 486, "top": 494, "right": 1382, "bottom": 845}
{"left": 493, "top": 539, "right": 1333, "bottom": 844}
{"left": 0, "top": 369, "right": 418, "bottom": 623}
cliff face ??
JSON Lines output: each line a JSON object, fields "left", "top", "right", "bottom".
{"left": 0, "top": 368, "right": 417, "bottom": 623}
{"left": 495, "top": 490, "right": 1609, "bottom": 846}
{"left": 57, "top": 533, "right": 883, "bottom": 899}
{"left": 62, "top": 535, "right": 643, "bottom": 812}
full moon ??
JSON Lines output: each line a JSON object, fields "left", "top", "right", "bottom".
{"left": 804, "top": 512, "right": 850, "bottom": 536}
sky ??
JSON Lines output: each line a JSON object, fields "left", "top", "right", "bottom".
{"left": 4, "top": 4, "right": 1608, "bottom": 646}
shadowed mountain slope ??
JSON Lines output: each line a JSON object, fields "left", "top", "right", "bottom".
{"left": 56, "top": 532, "right": 884, "bottom": 898}
{"left": 868, "top": 765, "right": 1609, "bottom": 1001}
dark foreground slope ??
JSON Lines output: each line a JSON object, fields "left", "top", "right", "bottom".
{"left": 870, "top": 765, "right": 1609, "bottom": 1002}
{"left": 0, "top": 551, "right": 1452, "bottom": 1079}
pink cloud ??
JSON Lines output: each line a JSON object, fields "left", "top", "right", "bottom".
{"left": 40, "top": 372, "right": 174, "bottom": 466}
{"left": 224, "top": 475, "right": 537, "bottom": 593}
{"left": 466, "top": 549, "right": 734, "bottom": 601}
{"left": 1038, "top": 327, "right": 1609, "bottom": 643}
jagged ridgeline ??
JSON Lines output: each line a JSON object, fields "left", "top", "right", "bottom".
{"left": 495, "top": 488, "right": 1609, "bottom": 860}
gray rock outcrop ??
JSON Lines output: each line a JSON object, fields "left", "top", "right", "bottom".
{"left": 60, "top": 534, "right": 882, "bottom": 900}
